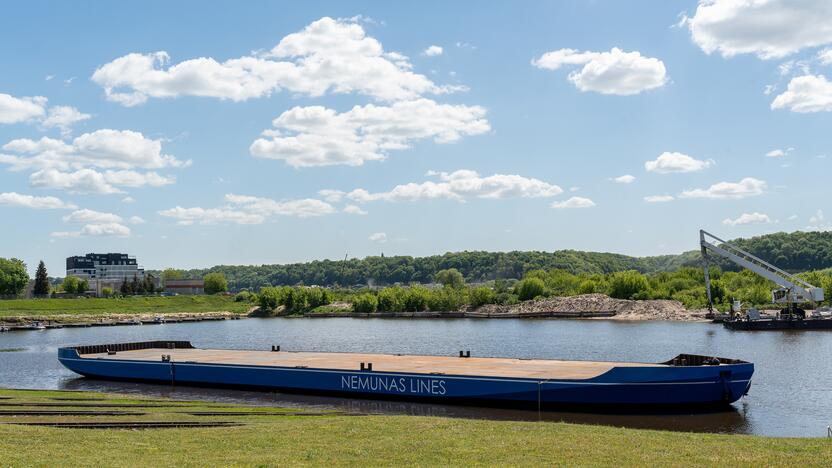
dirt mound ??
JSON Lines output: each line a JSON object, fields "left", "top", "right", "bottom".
{"left": 475, "top": 294, "right": 708, "bottom": 321}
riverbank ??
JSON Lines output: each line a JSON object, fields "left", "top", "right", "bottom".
{"left": 0, "top": 296, "right": 250, "bottom": 326}
{"left": 0, "top": 388, "right": 828, "bottom": 466}
{"left": 304, "top": 294, "right": 711, "bottom": 321}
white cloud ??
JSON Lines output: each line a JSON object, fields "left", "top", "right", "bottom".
{"left": 645, "top": 151, "right": 713, "bottom": 173}
{"left": 1, "top": 129, "right": 185, "bottom": 194}
{"left": 250, "top": 98, "right": 489, "bottom": 167}
{"left": 92, "top": 17, "right": 462, "bottom": 106}
{"left": 121, "top": 196, "right": 135, "bottom": 203}
{"left": 51, "top": 222, "right": 131, "bottom": 238}
{"left": 685, "top": 0, "right": 832, "bottom": 59}
{"left": 318, "top": 189, "right": 346, "bottom": 203}
{"left": 771, "top": 74, "right": 832, "bottom": 112}
{"left": 158, "top": 206, "right": 266, "bottom": 225}
{"left": 0, "top": 93, "right": 47, "bottom": 124}
{"left": 343, "top": 204, "right": 367, "bottom": 215}
{"left": 766, "top": 149, "right": 786, "bottom": 157}
{"left": 423, "top": 45, "right": 443, "bottom": 56}
{"left": 810, "top": 209, "right": 824, "bottom": 224}
{"left": 551, "top": 196, "right": 595, "bottom": 209}
{"left": 612, "top": 174, "right": 635, "bottom": 184}
{"left": 679, "top": 177, "right": 767, "bottom": 199}
{"left": 159, "top": 193, "right": 337, "bottom": 225}
{"left": 224, "top": 194, "right": 335, "bottom": 218}
{"left": 338, "top": 170, "right": 562, "bottom": 203}
{"left": 788, "top": 214, "right": 799, "bottom": 220}
{"left": 820, "top": 48, "right": 832, "bottom": 65}
{"left": 27, "top": 168, "right": 174, "bottom": 194}
{"left": 532, "top": 47, "right": 668, "bottom": 95}
{"left": 41, "top": 106, "right": 91, "bottom": 135}
{"left": 63, "top": 209, "right": 123, "bottom": 224}
{"left": 128, "top": 215, "right": 146, "bottom": 224}
{"left": 722, "top": 212, "right": 772, "bottom": 226}
{"left": 644, "top": 195, "right": 675, "bottom": 203}
{"left": 368, "top": 232, "right": 387, "bottom": 243}
{"left": 0, "top": 191, "right": 76, "bottom": 209}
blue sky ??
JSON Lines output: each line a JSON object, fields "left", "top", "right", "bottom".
{"left": 1, "top": 0, "right": 831, "bottom": 275}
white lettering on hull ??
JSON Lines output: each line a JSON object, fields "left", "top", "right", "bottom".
{"left": 341, "top": 374, "right": 447, "bottom": 395}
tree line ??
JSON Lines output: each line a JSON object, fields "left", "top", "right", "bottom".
{"left": 153, "top": 231, "right": 832, "bottom": 291}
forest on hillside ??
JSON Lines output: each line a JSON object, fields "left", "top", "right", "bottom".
{"left": 154, "top": 231, "right": 832, "bottom": 291}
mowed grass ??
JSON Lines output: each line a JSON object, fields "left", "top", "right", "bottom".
{"left": 0, "top": 389, "right": 830, "bottom": 467}
{"left": 0, "top": 296, "right": 249, "bottom": 319}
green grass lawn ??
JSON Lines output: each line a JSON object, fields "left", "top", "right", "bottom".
{"left": 0, "top": 296, "right": 249, "bottom": 320}
{"left": 0, "top": 388, "right": 830, "bottom": 467}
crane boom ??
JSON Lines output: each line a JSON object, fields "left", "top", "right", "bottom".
{"left": 699, "top": 229, "right": 824, "bottom": 311}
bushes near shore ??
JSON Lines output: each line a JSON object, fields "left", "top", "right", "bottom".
{"left": 345, "top": 267, "right": 832, "bottom": 313}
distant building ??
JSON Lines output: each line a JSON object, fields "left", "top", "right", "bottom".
{"left": 164, "top": 279, "right": 205, "bottom": 295}
{"left": 66, "top": 253, "right": 145, "bottom": 281}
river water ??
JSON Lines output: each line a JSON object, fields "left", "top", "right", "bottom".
{"left": 1, "top": 317, "right": 830, "bottom": 437}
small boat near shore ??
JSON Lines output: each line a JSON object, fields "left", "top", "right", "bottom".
{"left": 58, "top": 341, "right": 753, "bottom": 409}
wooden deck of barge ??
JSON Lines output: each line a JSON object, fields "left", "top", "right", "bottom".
{"left": 81, "top": 348, "right": 662, "bottom": 380}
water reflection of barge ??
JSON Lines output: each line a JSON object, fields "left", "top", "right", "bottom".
{"left": 58, "top": 341, "right": 753, "bottom": 409}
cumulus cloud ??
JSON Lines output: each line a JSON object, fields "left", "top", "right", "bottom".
{"left": 62, "top": 208, "right": 123, "bottom": 224}
{"left": 343, "top": 204, "right": 367, "bottom": 215}
{"left": 224, "top": 194, "right": 336, "bottom": 218}
{"left": 551, "top": 196, "right": 595, "bottom": 209}
{"left": 645, "top": 152, "right": 713, "bottom": 173}
{"left": 159, "top": 193, "right": 337, "bottom": 225}
{"left": 820, "top": 48, "right": 832, "bottom": 65}
{"left": 41, "top": 105, "right": 91, "bottom": 135}
{"left": 423, "top": 45, "right": 443, "bottom": 56}
{"left": 92, "top": 17, "right": 462, "bottom": 106}
{"left": 0, "top": 93, "right": 47, "bottom": 124}
{"left": 644, "top": 195, "right": 675, "bottom": 203}
{"left": 0, "top": 129, "right": 186, "bottom": 194}
{"left": 52, "top": 222, "right": 131, "bottom": 238}
{"left": 679, "top": 177, "right": 767, "bottom": 199}
{"left": 0, "top": 191, "right": 76, "bottom": 209}
{"left": 722, "top": 212, "right": 772, "bottom": 226}
{"left": 771, "top": 74, "right": 832, "bottom": 112}
{"left": 331, "top": 170, "right": 562, "bottom": 203}
{"left": 766, "top": 149, "right": 785, "bottom": 157}
{"left": 127, "top": 215, "right": 146, "bottom": 224}
{"left": 368, "top": 232, "right": 387, "bottom": 243}
{"left": 250, "top": 99, "right": 490, "bottom": 167}
{"left": 611, "top": 174, "right": 635, "bottom": 184}
{"left": 158, "top": 206, "right": 265, "bottom": 226}
{"left": 685, "top": 0, "right": 832, "bottom": 60}
{"left": 532, "top": 47, "right": 667, "bottom": 95}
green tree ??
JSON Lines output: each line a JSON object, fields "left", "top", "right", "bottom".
{"left": 352, "top": 293, "right": 378, "bottom": 313}
{"left": 204, "top": 273, "right": 228, "bottom": 294}
{"left": 120, "top": 277, "right": 131, "bottom": 296}
{"left": 0, "top": 258, "right": 29, "bottom": 297}
{"left": 77, "top": 278, "right": 89, "bottom": 294}
{"left": 162, "top": 268, "right": 185, "bottom": 283}
{"left": 435, "top": 268, "right": 465, "bottom": 289}
{"left": 608, "top": 271, "right": 650, "bottom": 299}
{"left": 469, "top": 286, "right": 496, "bottom": 307}
{"left": 131, "top": 274, "right": 140, "bottom": 295}
{"left": 516, "top": 278, "right": 545, "bottom": 301}
{"left": 33, "top": 260, "right": 50, "bottom": 296}
{"left": 62, "top": 275, "right": 81, "bottom": 294}
{"left": 101, "top": 287, "right": 114, "bottom": 297}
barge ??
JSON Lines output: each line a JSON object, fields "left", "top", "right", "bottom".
{"left": 58, "top": 341, "right": 753, "bottom": 408}
{"left": 724, "top": 316, "right": 832, "bottom": 330}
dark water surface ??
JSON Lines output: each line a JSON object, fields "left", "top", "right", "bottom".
{"left": 1, "top": 318, "right": 830, "bottom": 437}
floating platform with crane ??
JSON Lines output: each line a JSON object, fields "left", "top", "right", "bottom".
{"left": 699, "top": 229, "right": 832, "bottom": 330}
{"left": 58, "top": 341, "right": 753, "bottom": 409}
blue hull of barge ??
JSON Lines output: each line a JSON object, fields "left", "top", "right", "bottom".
{"left": 58, "top": 344, "right": 753, "bottom": 408}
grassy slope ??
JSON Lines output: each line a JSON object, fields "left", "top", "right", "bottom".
{"left": 0, "top": 389, "right": 830, "bottom": 467}
{"left": 0, "top": 296, "right": 249, "bottom": 319}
